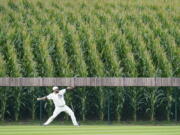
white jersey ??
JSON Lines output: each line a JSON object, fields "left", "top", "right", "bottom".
{"left": 47, "top": 89, "right": 66, "bottom": 107}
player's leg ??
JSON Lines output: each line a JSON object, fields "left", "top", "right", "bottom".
{"left": 43, "top": 107, "right": 62, "bottom": 125}
{"left": 64, "top": 105, "right": 79, "bottom": 126}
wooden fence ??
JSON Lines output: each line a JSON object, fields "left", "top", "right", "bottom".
{"left": 0, "top": 77, "right": 179, "bottom": 87}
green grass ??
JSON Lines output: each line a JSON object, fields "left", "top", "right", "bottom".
{"left": 0, "top": 125, "right": 180, "bottom": 135}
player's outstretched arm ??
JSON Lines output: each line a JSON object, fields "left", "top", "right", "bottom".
{"left": 66, "top": 86, "right": 75, "bottom": 90}
{"left": 37, "top": 96, "right": 47, "bottom": 101}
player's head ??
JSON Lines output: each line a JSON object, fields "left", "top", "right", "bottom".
{"left": 52, "top": 86, "right": 59, "bottom": 93}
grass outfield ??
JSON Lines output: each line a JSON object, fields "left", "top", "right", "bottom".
{"left": 0, "top": 126, "right": 180, "bottom": 135}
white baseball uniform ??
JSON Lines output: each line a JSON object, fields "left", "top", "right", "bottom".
{"left": 43, "top": 89, "right": 78, "bottom": 126}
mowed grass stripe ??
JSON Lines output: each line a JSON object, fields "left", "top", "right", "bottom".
{"left": 1, "top": 131, "right": 180, "bottom": 135}
{"left": 1, "top": 129, "right": 180, "bottom": 135}
{"left": 0, "top": 125, "right": 180, "bottom": 129}
{"left": 0, "top": 132, "right": 179, "bottom": 134}
{"left": 0, "top": 128, "right": 179, "bottom": 130}
{"left": 0, "top": 126, "right": 180, "bottom": 135}
{"left": 1, "top": 129, "right": 180, "bottom": 133}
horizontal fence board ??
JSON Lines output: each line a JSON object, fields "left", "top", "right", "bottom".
{"left": 0, "top": 77, "right": 179, "bottom": 87}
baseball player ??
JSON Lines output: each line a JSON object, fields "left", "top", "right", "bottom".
{"left": 37, "top": 86, "right": 79, "bottom": 126}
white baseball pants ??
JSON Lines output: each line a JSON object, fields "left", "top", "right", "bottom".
{"left": 44, "top": 105, "right": 78, "bottom": 126}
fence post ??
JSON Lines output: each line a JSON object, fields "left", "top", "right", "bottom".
{"left": 108, "top": 89, "right": 110, "bottom": 124}
{"left": 39, "top": 101, "right": 42, "bottom": 125}
{"left": 107, "top": 88, "right": 112, "bottom": 125}
{"left": 174, "top": 87, "right": 179, "bottom": 122}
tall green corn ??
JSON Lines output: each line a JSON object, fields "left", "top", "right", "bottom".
{"left": 0, "top": 54, "right": 7, "bottom": 121}
{"left": 4, "top": 28, "right": 22, "bottom": 121}
{"left": 141, "top": 18, "right": 173, "bottom": 120}
{"left": 79, "top": 22, "right": 105, "bottom": 120}
{"left": 21, "top": 29, "right": 38, "bottom": 120}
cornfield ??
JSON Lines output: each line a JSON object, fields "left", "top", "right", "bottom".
{"left": 0, "top": 0, "right": 179, "bottom": 121}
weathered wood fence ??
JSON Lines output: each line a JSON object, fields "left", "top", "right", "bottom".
{"left": 0, "top": 77, "right": 179, "bottom": 87}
